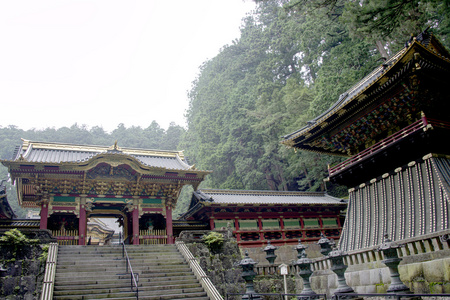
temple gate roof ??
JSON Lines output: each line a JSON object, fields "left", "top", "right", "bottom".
{"left": 10, "top": 139, "right": 193, "bottom": 171}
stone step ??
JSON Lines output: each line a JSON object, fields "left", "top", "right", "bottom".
{"left": 57, "top": 249, "right": 180, "bottom": 255}
{"left": 58, "top": 245, "right": 178, "bottom": 253}
{"left": 55, "top": 266, "right": 193, "bottom": 278}
{"left": 56, "top": 261, "right": 188, "bottom": 271}
{"left": 56, "top": 268, "right": 195, "bottom": 279}
{"left": 54, "top": 282, "right": 202, "bottom": 295}
{"left": 56, "top": 257, "right": 185, "bottom": 266}
{"left": 55, "top": 275, "right": 197, "bottom": 287}
{"left": 54, "top": 277, "right": 199, "bottom": 289}
{"left": 53, "top": 287, "right": 206, "bottom": 299}
{"left": 53, "top": 244, "right": 209, "bottom": 300}
{"left": 88, "top": 297, "right": 209, "bottom": 300}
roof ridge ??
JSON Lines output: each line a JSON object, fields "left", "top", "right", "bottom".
{"left": 199, "top": 189, "right": 326, "bottom": 196}
{"left": 19, "top": 139, "right": 184, "bottom": 157}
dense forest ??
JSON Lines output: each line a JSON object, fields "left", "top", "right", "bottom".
{"left": 1, "top": 0, "right": 449, "bottom": 218}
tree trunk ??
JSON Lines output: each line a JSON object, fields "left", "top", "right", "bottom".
{"left": 375, "top": 40, "right": 389, "bottom": 59}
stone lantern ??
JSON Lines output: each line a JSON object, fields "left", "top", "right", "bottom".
{"left": 317, "top": 233, "right": 335, "bottom": 256}
{"left": 377, "top": 233, "right": 411, "bottom": 294}
{"left": 238, "top": 251, "right": 262, "bottom": 300}
{"left": 263, "top": 241, "right": 278, "bottom": 265}
{"left": 294, "top": 240, "right": 317, "bottom": 297}
{"left": 294, "top": 239, "right": 307, "bottom": 258}
{"left": 328, "top": 248, "right": 354, "bottom": 295}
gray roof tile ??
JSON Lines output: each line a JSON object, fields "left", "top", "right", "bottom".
{"left": 11, "top": 140, "right": 193, "bottom": 171}
{"left": 195, "top": 189, "right": 346, "bottom": 205}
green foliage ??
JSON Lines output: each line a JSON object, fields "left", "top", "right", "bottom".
{"left": 182, "top": 0, "right": 449, "bottom": 198}
{"left": 39, "top": 244, "right": 49, "bottom": 264}
{"left": 173, "top": 185, "right": 194, "bottom": 218}
{"left": 202, "top": 231, "right": 224, "bottom": 253}
{"left": 0, "top": 229, "right": 39, "bottom": 256}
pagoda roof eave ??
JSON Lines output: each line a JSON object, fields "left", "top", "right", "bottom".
{"left": 1, "top": 156, "right": 211, "bottom": 177}
{"left": 281, "top": 34, "right": 450, "bottom": 152}
{"left": 1, "top": 139, "right": 212, "bottom": 177}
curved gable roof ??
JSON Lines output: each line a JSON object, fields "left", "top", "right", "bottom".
{"left": 6, "top": 139, "right": 195, "bottom": 172}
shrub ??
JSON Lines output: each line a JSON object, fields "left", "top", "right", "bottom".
{"left": 0, "top": 229, "right": 39, "bottom": 256}
{"left": 202, "top": 231, "right": 224, "bottom": 254}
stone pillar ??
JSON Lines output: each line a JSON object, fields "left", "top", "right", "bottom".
{"left": 166, "top": 205, "right": 174, "bottom": 244}
{"left": 39, "top": 197, "right": 49, "bottom": 229}
{"left": 132, "top": 207, "right": 139, "bottom": 245}
{"left": 79, "top": 201, "right": 87, "bottom": 245}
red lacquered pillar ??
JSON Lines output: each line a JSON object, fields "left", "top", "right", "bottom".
{"left": 79, "top": 204, "right": 86, "bottom": 245}
{"left": 166, "top": 205, "right": 174, "bottom": 244}
{"left": 132, "top": 207, "right": 139, "bottom": 245}
{"left": 40, "top": 200, "right": 49, "bottom": 230}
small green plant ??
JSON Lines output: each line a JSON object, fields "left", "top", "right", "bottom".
{"left": 0, "top": 228, "right": 39, "bottom": 256}
{"left": 39, "top": 244, "right": 50, "bottom": 263}
{"left": 202, "top": 231, "right": 224, "bottom": 253}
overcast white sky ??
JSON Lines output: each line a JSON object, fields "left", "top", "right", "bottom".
{"left": 0, "top": 1, "right": 255, "bottom": 132}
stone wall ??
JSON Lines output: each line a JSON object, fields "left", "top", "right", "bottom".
{"left": 0, "top": 245, "right": 46, "bottom": 300}
{"left": 249, "top": 230, "right": 450, "bottom": 297}
{"left": 185, "top": 237, "right": 246, "bottom": 297}
{"left": 0, "top": 229, "right": 54, "bottom": 300}
{"left": 180, "top": 229, "right": 450, "bottom": 298}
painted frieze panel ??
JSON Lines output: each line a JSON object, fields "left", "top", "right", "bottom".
{"left": 310, "top": 84, "right": 417, "bottom": 155}
{"left": 239, "top": 219, "right": 258, "bottom": 230}
{"left": 240, "top": 232, "right": 260, "bottom": 241}
{"left": 285, "top": 231, "right": 303, "bottom": 239}
{"left": 214, "top": 219, "right": 235, "bottom": 229}
{"left": 305, "top": 230, "right": 321, "bottom": 238}
{"left": 264, "top": 232, "right": 282, "bottom": 240}
{"left": 283, "top": 218, "right": 300, "bottom": 229}
{"left": 261, "top": 218, "right": 280, "bottom": 230}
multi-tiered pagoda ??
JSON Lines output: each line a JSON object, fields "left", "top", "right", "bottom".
{"left": 281, "top": 32, "right": 450, "bottom": 251}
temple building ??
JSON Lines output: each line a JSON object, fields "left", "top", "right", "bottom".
{"left": 281, "top": 32, "right": 450, "bottom": 251}
{"left": 1, "top": 140, "right": 210, "bottom": 245}
{"left": 181, "top": 189, "right": 346, "bottom": 248}
{"left": 86, "top": 218, "right": 115, "bottom": 245}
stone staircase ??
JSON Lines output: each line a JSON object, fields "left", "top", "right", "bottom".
{"left": 53, "top": 244, "right": 210, "bottom": 300}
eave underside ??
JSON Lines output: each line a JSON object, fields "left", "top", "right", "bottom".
{"left": 282, "top": 38, "right": 450, "bottom": 156}
{"left": 328, "top": 121, "right": 450, "bottom": 187}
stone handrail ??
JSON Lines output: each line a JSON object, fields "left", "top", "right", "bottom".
{"left": 40, "top": 242, "right": 58, "bottom": 300}
{"left": 255, "top": 264, "right": 298, "bottom": 276}
{"left": 311, "top": 229, "right": 450, "bottom": 271}
{"left": 175, "top": 241, "right": 224, "bottom": 300}
{"left": 252, "top": 229, "right": 450, "bottom": 275}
